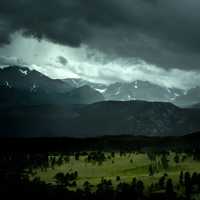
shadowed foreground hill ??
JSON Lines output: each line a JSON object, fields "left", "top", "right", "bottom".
{"left": 0, "top": 101, "right": 200, "bottom": 137}
{"left": 0, "top": 131, "right": 200, "bottom": 152}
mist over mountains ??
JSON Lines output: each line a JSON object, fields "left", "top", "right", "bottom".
{"left": 0, "top": 65, "right": 200, "bottom": 137}
{"left": 60, "top": 72, "right": 200, "bottom": 108}
{"left": 1, "top": 65, "right": 200, "bottom": 107}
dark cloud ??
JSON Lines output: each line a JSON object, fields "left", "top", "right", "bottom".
{"left": 0, "top": 0, "right": 200, "bottom": 70}
{"left": 0, "top": 18, "right": 13, "bottom": 45}
{"left": 57, "top": 56, "right": 68, "bottom": 66}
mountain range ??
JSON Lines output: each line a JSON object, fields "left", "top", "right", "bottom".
{"left": 62, "top": 78, "right": 200, "bottom": 108}
{"left": 1, "top": 65, "right": 200, "bottom": 107}
{"left": 0, "top": 65, "right": 200, "bottom": 137}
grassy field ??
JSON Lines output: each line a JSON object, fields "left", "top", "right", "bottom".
{"left": 32, "top": 152, "right": 200, "bottom": 189}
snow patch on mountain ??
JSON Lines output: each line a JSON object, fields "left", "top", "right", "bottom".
{"left": 95, "top": 88, "right": 107, "bottom": 93}
{"left": 30, "top": 84, "right": 38, "bottom": 92}
{"left": 115, "top": 87, "right": 121, "bottom": 95}
{"left": 5, "top": 81, "right": 11, "bottom": 88}
{"left": 166, "top": 88, "right": 172, "bottom": 93}
{"left": 19, "top": 69, "right": 29, "bottom": 75}
{"left": 184, "top": 90, "right": 188, "bottom": 95}
{"left": 174, "top": 93, "right": 180, "bottom": 97}
{"left": 134, "top": 81, "right": 138, "bottom": 89}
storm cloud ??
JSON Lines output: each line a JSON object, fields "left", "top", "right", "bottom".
{"left": 0, "top": 0, "right": 200, "bottom": 70}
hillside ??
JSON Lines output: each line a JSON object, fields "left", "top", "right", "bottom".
{"left": 1, "top": 101, "right": 200, "bottom": 137}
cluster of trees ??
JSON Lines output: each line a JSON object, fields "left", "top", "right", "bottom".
{"left": 147, "top": 151, "right": 193, "bottom": 176}
{"left": 0, "top": 151, "right": 49, "bottom": 184}
{"left": 179, "top": 171, "right": 200, "bottom": 199}
{"left": 54, "top": 171, "right": 78, "bottom": 187}
{"left": 86, "top": 151, "right": 106, "bottom": 165}
{"left": 48, "top": 154, "right": 70, "bottom": 169}
{"left": 1, "top": 171, "right": 147, "bottom": 200}
{"left": 4, "top": 169, "right": 200, "bottom": 200}
{"left": 147, "top": 151, "right": 170, "bottom": 176}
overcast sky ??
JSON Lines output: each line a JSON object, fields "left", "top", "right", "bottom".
{"left": 0, "top": 0, "right": 200, "bottom": 89}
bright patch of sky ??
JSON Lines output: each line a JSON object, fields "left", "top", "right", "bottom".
{"left": 0, "top": 32, "right": 200, "bottom": 89}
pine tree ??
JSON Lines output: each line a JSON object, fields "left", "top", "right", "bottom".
{"left": 166, "top": 179, "right": 175, "bottom": 199}
{"left": 174, "top": 153, "right": 180, "bottom": 164}
{"left": 179, "top": 171, "right": 184, "bottom": 185}
{"left": 161, "top": 154, "right": 169, "bottom": 170}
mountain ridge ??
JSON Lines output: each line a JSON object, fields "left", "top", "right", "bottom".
{"left": 0, "top": 66, "right": 73, "bottom": 93}
{"left": 1, "top": 100, "right": 200, "bottom": 137}
{"left": 0, "top": 66, "right": 104, "bottom": 105}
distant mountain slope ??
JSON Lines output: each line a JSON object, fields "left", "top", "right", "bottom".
{"left": 0, "top": 66, "right": 73, "bottom": 93}
{"left": 62, "top": 78, "right": 107, "bottom": 93}
{"left": 189, "top": 103, "right": 200, "bottom": 109}
{"left": 103, "top": 81, "right": 184, "bottom": 102}
{"left": 174, "top": 87, "right": 200, "bottom": 107}
{"left": 0, "top": 66, "right": 104, "bottom": 106}
{"left": 63, "top": 78, "right": 187, "bottom": 105}
{"left": 65, "top": 85, "right": 104, "bottom": 104}
{"left": 1, "top": 101, "right": 200, "bottom": 137}
{"left": 0, "top": 85, "right": 69, "bottom": 106}
{"left": 0, "top": 85, "right": 104, "bottom": 106}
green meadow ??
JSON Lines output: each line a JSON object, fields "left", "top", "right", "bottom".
{"left": 32, "top": 152, "right": 200, "bottom": 189}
